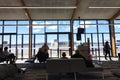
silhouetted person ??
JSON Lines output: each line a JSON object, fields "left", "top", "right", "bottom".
{"left": 41, "top": 43, "right": 49, "bottom": 58}
{"left": 36, "top": 48, "right": 48, "bottom": 63}
{"left": 104, "top": 41, "right": 112, "bottom": 60}
{"left": 71, "top": 49, "right": 94, "bottom": 67}
{"left": 61, "top": 52, "right": 68, "bottom": 59}
{"left": 71, "top": 49, "right": 86, "bottom": 60}
{"left": 0, "top": 47, "right": 6, "bottom": 62}
{"left": 3, "top": 47, "right": 16, "bottom": 63}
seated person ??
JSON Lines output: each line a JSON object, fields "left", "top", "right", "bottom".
{"left": 71, "top": 49, "right": 94, "bottom": 67}
{"left": 41, "top": 43, "right": 49, "bottom": 59}
{"left": 36, "top": 48, "right": 48, "bottom": 63}
{"left": 3, "top": 47, "right": 16, "bottom": 63}
{"left": 0, "top": 47, "right": 6, "bottom": 62}
{"left": 71, "top": 49, "right": 86, "bottom": 60}
{"left": 60, "top": 52, "right": 68, "bottom": 59}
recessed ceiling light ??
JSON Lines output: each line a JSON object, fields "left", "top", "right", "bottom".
{"left": 0, "top": 6, "right": 77, "bottom": 9}
{"left": 88, "top": 7, "right": 120, "bottom": 9}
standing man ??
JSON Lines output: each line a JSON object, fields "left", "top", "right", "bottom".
{"left": 104, "top": 41, "right": 112, "bottom": 61}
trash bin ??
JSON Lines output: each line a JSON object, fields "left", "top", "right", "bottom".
{"left": 118, "top": 53, "right": 120, "bottom": 60}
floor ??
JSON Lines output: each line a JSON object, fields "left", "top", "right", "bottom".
{"left": 17, "top": 59, "right": 120, "bottom": 80}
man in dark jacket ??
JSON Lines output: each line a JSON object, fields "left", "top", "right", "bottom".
{"left": 71, "top": 49, "right": 94, "bottom": 67}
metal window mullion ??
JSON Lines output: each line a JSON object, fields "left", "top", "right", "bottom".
{"left": 21, "top": 34, "right": 23, "bottom": 60}
{"left": 16, "top": 21, "right": 18, "bottom": 58}
{"left": 96, "top": 20, "right": 100, "bottom": 62}
{"left": 9, "top": 34, "right": 11, "bottom": 52}
{"left": 33, "top": 34, "right": 36, "bottom": 56}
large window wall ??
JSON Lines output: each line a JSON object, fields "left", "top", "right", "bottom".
{"left": 73, "top": 20, "right": 110, "bottom": 61}
{"left": 114, "top": 20, "right": 120, "bottom": 55}
{"left": 0, "top": 20, "right": 119, "bottom": 60}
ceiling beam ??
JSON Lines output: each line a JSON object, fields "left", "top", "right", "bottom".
{"left": 110, "top": 9, "right": 120, "bottom": 20}
{"left": 19, "top": 0, "right": 32, "bottom": 20}
{"left": 71, "top": 0, "right": 80, "bottom": 20}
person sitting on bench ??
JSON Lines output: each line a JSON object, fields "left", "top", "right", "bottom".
{"left": 71, "top": 49, "right": 94, "bottom": 67}
{"left": 0, "top": 47, "right": 6, "bottom": 62}
{"left": 36, "top": 47, "right": 48, "bottom": 63}
{"left": 3, "top": 47, "right": 16, "bottom": 63}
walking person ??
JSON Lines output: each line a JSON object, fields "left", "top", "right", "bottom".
{"left": 103, "top": 41, "right": 112, "bottom": 61}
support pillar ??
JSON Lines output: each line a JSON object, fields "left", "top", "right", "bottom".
{"left": 109, "top": 20, "right": 116, "bottom": 57}
{"left": 29, "top": 20, "right": 32, "bottom": 58}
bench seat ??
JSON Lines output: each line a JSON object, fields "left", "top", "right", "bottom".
{"left": 46, "top": 58, "right": 104, "bottom": 80}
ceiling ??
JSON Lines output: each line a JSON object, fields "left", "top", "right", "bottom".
{"left": 0, "top": 0, "right": 120, "bottom": 20}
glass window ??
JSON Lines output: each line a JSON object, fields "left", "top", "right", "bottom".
{"left": 98, "top": 20, "right": 109, "bottom": 24}
{"left": 0, "top": 19, "right": 117, "bottom": 59}
{"left": 34, "top": 34, "right": 45, "bottom": 55}
{"left": 114, "top": 20, "right": 120, "bottom": 24}
{"left": 32, "top": 25, "right": 45, "bottom": 33}
{"left": 98, "top": 20, "right": 109, "bottom": 33}
{"left": 114, "top": 20, "right": 120, "bottom": 32}
{"left": 4, "top": 21, "right": 16, "bottom": 25}
{"left": 103, "top": 34, "right": 110, "bottom": 42}
{"left": 46, "top": 25, "right": 57, "bottom": 32}
{"left": 47, "top": 34, "right": 57, "bottom": 57}
{"left": 0, "top": 35, "right": 2, "bottom": 45}
{"left": 58, "top": 25, "right": 70, "bottom": 32}
{"left": 59, "top": 34, "right": 69, "bottom": 57}
{"left": 0, "top": 26, "right": 2, "bottom": 33}
{"left": 0, "top": 21, "right": 3, "bottom": 25}
{"left": 32, "top": 21, "right": 44, "bottom": 24}
{"left": 18, "top": 21, "right": 29, "bottom": 24}
{"left": 73, "top": 20, "right": 79, "bottom": 33}
{"left": 114, "top": 24, "right": 120, "bottom": 32}
{"left": 10, "top": 35, "right": 17, "bottom": 54}
{"left": 59, "top": 20, "right": 70, "bottom": 24}
{"left": 85, "top": 25, "right": 97, "bottom": 33}
{"left": 4, "top": 26, "right": 16, "bottom": 33}
{"left": 3, "top": 35, "right": 10, "bottom": 46}
{"left": 46, "top": 21, "right": 57, "bottom": 24}
{"left": 85, "top": 20, "right": 96, "bottom": 24}
{"left": 98, "top": 25, "right": 109, "bottom": 33}
{"left": 23, "top": 35, "right": 29, "bottom": 58}
{"left": 74, "top": 20, "right": 85, "bottom": 33}
{"left": 115, "top": 34, "right": 120, "bottom": 54}
{"left": 18, "top": 26, "right": 29, "bottom": 34}
{"left": 85, "top": 20, "right": 97, "bottom": 33}
{"left": 45, "top": 21, "right": 58, "bottom": 32}
{"left": 59, "top": 34, "right": 69, "bottom": 47}
{"left": 32, "top": 21, "right": 45, "bottom": 34}
{"left": 73, "top": 34, "right": 80, "bottom": 49}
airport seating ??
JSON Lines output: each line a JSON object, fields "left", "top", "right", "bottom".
{"left": 46, "top": 58, "right": 104, "bottom": 80}
{"left": 25, "top": 56, "right": 36, "bottom": 63}
{"left": 0, "top": 64, "right": 25, "bottom": 80}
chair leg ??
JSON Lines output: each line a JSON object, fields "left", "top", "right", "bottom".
{"left": 46, "top": 74, "right": 48, "bottom": 80}
{"left": 74, "top": 72, "right": 77, "bottom": 80}
{"left": 102, "top": 72, "right": 104, "bottom": 80}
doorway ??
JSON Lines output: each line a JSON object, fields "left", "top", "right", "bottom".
{"left": 45, "top": 32, "right": 71, "bottom": 58}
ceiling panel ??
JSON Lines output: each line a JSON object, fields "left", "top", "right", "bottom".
{"left": 0, "top": 0, "right": 120, "bottom": 20}
{"left": 28, "top": 9, "right": 73, "bottom": 20}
